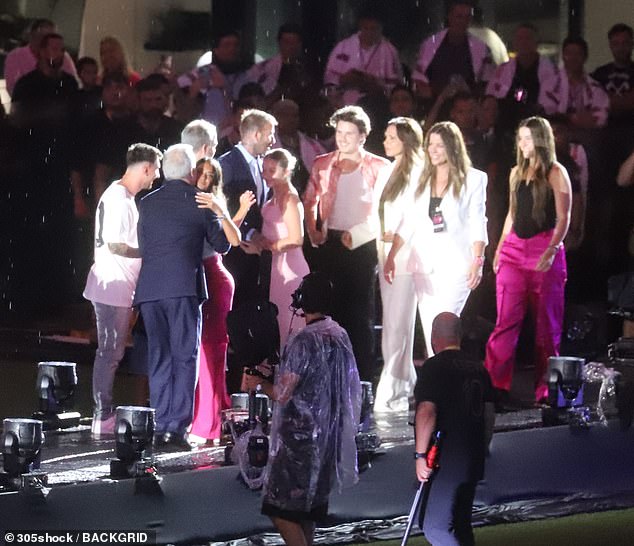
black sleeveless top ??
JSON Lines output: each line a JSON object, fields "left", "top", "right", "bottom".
{"left": 513, "top": 180, "right": 556, "bottom": 239}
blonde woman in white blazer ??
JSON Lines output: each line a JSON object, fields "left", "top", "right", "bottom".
{"left": 384, "top": 121, "right": 488, "bottom": 358}
{"left": 373, "top": 117, "right": 424, "bottom": 412}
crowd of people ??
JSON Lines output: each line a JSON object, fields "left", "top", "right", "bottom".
{"left": 1, "top": 2, "right": 634, "bottom": 543}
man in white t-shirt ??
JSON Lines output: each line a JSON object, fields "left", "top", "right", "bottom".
{"left": 83, "top": 143, "right": 163, "bottom": 436}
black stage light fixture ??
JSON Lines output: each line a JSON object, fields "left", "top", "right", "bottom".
{"left": 0, "top": 418, "right": 47, "bottom": 493}
{"left": 547, "top": 356, "right": 585, "bottom": 408}
{"left": 542, "top": 356, "right": 585, "bottom": 427}
{"left": 32, "top": 362, "right": 81, "bottom": 430}
{"left": 110, "top": 406, "right": 157, "bottom": 480}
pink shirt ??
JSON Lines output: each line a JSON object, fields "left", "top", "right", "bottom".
{"left": 304, "top": 150, "right": 389, "bottom": 248}
{"left": 329, "top": 168, "right": 372, "bottom": 231}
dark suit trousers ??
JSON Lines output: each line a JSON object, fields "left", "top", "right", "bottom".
{"left": 311, "top": 236, "right": 378, "bottom": 381}
{"left": 223, "top": 247, "right": 261, "bottom": 308}
{"left": 140, "top": 297, "right": 201, "bottom": 434}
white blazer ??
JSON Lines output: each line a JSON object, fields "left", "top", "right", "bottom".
{"left": 372, "top": 161, "right": 423, "bottom": 275}
{"left": 397, "top": 167, "right": 488, "bottom": 277}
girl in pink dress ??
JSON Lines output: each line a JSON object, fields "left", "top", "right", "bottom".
{"left": 190, "top": 157, "right": 254, "bottom": 444}
{"left": 242, "top": 149, "right": 310, "bottom": 347}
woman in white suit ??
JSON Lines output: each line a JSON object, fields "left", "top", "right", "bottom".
{"left": 374, "top": 117, "right": 425, "bottom": 412}
{"left": 384, "top": 121, "right": 488, "bottom": 358}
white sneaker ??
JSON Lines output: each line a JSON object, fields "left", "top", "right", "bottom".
{"left": 91, "top": 414, "right": 116, "bottom": 437}
{"left": 186, "top": 432, "right": 209, "bottom": 447}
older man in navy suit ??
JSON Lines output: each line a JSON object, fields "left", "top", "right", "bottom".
{"left": 134, "top": 144, "right": 233, "bottom": 449}
{"left": 218, "top": 109, "right": 277, "bottom": 306}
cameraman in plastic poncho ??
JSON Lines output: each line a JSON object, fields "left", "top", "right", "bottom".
{"left": 242, "top": 272, "right": 361, "bottom": 546}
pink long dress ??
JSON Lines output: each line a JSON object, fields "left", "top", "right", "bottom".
{"left": 261, "top": 197, "right": 310, "bottom": 348}
{"left": 190, "top": 253, "right": 234, "bottom": 440}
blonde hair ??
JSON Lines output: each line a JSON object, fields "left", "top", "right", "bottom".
{"left": 510, "top": 116, "right": 556, "bottom": 225}
{"left": 239, "top": 109, "right": 277, "bottom": 137}
{"left": 416, "top": 121, "right": 470, "bottom": 199}
{"left": 100, "top": 36, "right": 133, "bottom": 78}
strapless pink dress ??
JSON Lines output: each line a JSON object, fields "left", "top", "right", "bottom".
{"left": 261, "top": 198, "right": 310, "bottom": 347}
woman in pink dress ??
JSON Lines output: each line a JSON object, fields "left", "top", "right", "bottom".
{"left": 190, "top": 157, "right": 254, "bottom": 444}
{"left": 242, "top": 149, "right": 310, "bottom": 347}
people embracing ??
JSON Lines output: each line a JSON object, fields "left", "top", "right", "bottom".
{"left": 384, "top": 121, "right": 488, "bottom": 359}
{"left": 191, "top": 156, "right": 255, "bottom": 445}
{"left": 373, "top": 117, "right": 425, "bottom": 412}
{"left": 485, "top": 116, "right": 572, "bottom": 408}
{"left": 134, "top": 144, "right": 241, "bottom": 450}
{"left": 180, "top": 120, "right": 255, "bottom": 445}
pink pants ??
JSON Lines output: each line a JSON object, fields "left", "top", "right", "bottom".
{"left": 190, "top": 254, "right": 234, "bottom": 440}
{"left": 485, "top": 230, "right": 567, "bottom": 400}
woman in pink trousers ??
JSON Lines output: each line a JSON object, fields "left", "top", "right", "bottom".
{"left": 485, "top": 116, "right": 572, "bottom": 405}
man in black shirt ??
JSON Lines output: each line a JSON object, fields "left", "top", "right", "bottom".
{"left": 486, "top": 24, "right": 557, "bottom": 134}
{"left": 414, "top": 312, "right": 495, "bottom": 546}
{"left": 591, "top": 23, "right": 634, "bottom": 128}
{"left": 11, "top": 32, "right": 78, "bottom": 134}
{"left": 133, "top": 75, "right": 184, "bottom": 152}
{"left": 10, "top": 32, "right": 80, "bottom": 313}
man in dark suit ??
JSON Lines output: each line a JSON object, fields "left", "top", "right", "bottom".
{"left": 134, "top": 144, "right": 231, "bottom": 449}
{"left": 218, "top": 108, "right": 277, "bottom": 306}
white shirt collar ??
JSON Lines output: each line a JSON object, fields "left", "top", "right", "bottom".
{"left": 236, "top": 142, "right": 258, "bottom": 165}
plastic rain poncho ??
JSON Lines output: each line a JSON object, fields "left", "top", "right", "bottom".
{"left": 263, "top": 316, "right": 362, "bottom": 513}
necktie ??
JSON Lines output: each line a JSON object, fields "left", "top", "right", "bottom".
{"left": 254, "top": 159, "right": 265, "bottom": 207}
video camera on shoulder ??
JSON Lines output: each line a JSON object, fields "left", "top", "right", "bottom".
{"left": 290, "top": 271, "right": 334, "bottom": 316}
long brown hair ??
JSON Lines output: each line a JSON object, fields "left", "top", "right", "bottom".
{"left": 196, "top": 157, "right": 224, "bottom": 199}
{"left": 380, "top": 117, "right": 424, "bottom": 204}
{"left": 416, "top": 121, "right": 471, "bottom": 199}
{"left": 510, "top": 116, "right": 556, "bottom": 225}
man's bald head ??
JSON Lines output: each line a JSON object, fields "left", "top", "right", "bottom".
{"left": 430, "top": 312, "right": 462, "bottom": 353}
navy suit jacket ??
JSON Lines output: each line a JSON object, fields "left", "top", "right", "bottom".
{"left": 133, "top": 178, "right": 229, "bottom": 305}
{"left": 218, "top": 146, "right": 265, "bottom": 304}
{"left": 218, "top": 146, "right": 263, "bottom": 235}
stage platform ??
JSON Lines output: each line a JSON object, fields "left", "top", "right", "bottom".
{"left": 2, "top": 410, "right": 634, "bottom": 545}
{"left": 2, "top": 312, "right": 634, "bottom": 544}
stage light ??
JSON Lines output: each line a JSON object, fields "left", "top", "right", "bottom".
{"left": 0, "top": 418, "right": 47, "bottom": 493}
{"left": 542, "top": 356, "right": 586, "bottom": 427}
{"left": 33, "top": 361, "right": 81, "bottom": 430}
{"left": 547, "top": 356, "right": 585, "bottom": 408}
{"left": 110, "top": 406, "right": 156, "bottom": 480}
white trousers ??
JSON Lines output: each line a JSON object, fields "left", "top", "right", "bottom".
{"left": 413, "top": 270, "right": 471, "bottom": 358}
{"left": 375, "top": 272, "right": 417, "bottom": 411}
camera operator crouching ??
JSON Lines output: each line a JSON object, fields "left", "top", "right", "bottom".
{"left": 241, "top": 272, "right": 362, "bottom": 545}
